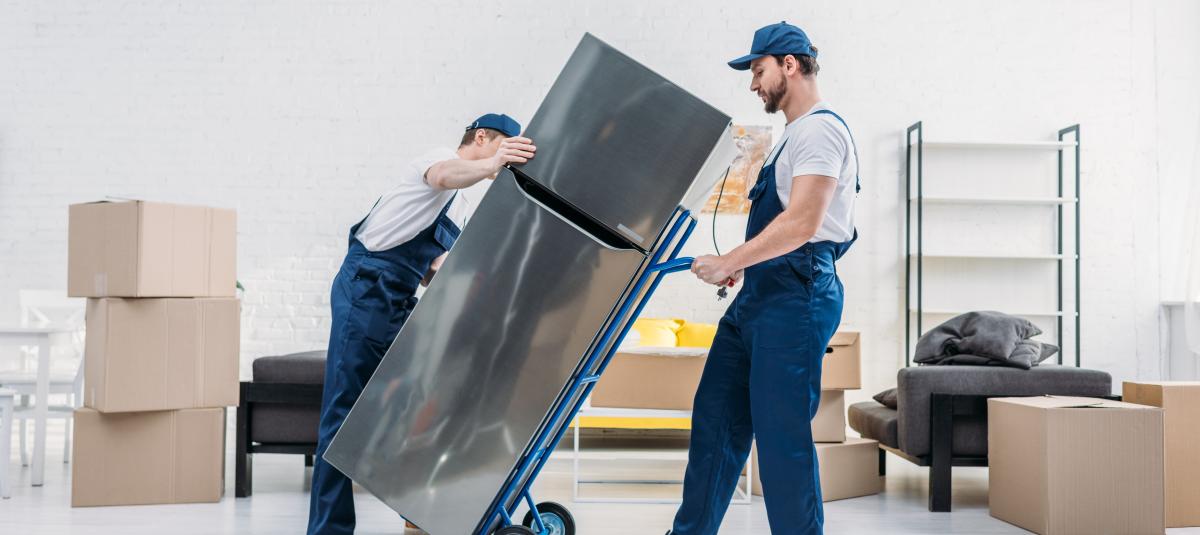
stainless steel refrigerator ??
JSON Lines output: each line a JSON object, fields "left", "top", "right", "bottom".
{"left": 324, "top": 33, "right": 736, "bottom": 535}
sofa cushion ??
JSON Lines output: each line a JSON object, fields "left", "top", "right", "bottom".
{"left": 896, "top": 365, "right": 1111, "bottom": 458}
{"left": 251, "top": 405, "right": 321, "bottom": 444}
{"left": 252, "top": 350, "right": 327, "bottom": 384}
{"left": 632, "top": 318, "right": 683, "bottom": 347}
{"left": 848, "top": 401, "right": 899, "bottom": 449}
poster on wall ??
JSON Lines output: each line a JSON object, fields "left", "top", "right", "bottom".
{"left": 702, "top": 125, "right": 772, "bottom": 214}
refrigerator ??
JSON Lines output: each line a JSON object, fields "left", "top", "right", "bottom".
{"left": 324, "top": 33, "right": 737, "bottom": 535}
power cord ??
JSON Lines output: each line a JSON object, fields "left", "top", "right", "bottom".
{"left": 711, "top": 166, "right": 732, "bottom": 300}
{"left": 711, "top": 166, "right": 730, "bottom": 256}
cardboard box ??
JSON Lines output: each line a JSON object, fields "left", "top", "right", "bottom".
{"left": 988, "top": 396, "right": 1164, "bottom": 535}
{"left": 590, "top": 350, "right": 705, "bottom": 411}
{"left": 590, "top": 331, "right": 861, "bottom": 410}
{"left": 68, "top": 200, "right": 236, "bottom": 297}
{"left": 85, "top": 298, "right": 240, "bottom": 413}
{"left": 72, "top": 408, "right": 225, "bottom": 507}
{"left": 812, "top": 390, "right": 847, "bottom": 443}
{"left": 750, "top": 437, "right": 882, "bottom": 501}
{"left": 1123, "top": 381, "right": 1200, "bottom": 527}
{"left": 822, "top": 331, "right": 860, "bottom": 390}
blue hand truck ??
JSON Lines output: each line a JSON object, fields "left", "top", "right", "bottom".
{"left": 480, "top": 208, "right": 700, "bottom": 535}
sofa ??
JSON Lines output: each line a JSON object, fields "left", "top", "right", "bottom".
{"left": 847, "top": 365, "right": 1112, "bottom": 512}
{"left": 235, "top": 350, "right": 326, "bottom": 498}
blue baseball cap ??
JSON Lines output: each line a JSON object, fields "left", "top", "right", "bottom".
{"left": 728, "top": 21, "right": 817, "bottom": 71}
{"left": 467, "top": 113, "right": 522, "bottom": 138}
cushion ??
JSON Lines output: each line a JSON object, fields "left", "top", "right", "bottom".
{"left": 252, "top": 350, "right": 327, "bottom": 384}
{"left": 873, "top": 387, "right": 898, "bottom": 409}
{"left": 248, "top": 350, "right": 327, "bottom": 444}
{"left": 847, "top": 401, "right": 899, "bottom": 449}
{"left": 631, "top": 318, "right": 683, "bottom": 347}
{"left": 676, "top": 322, "right": 718, "bottom": 348}
{"left": 896, "top": 365, "right": 1112, "bottom": 457}
{"left": 914, "top": 311, "right": 1045, "bottom": 368}
{"left": 251, "top": 405, "right": 321, "bottom": 444}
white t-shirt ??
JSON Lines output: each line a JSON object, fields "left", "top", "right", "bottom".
{"left": 354, "top": 147, "right": 493, "bottom": 251}
{"left": 766, "top": 101, "right": 858, "bottom": 243}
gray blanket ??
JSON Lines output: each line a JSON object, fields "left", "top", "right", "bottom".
{"left": 914, "top": 311, "right": 1058, "bottom": 369}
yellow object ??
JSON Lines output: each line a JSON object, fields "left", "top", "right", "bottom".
{"left": 630, "top": 318, "right": 683, "bottom": 347}
{"left": 676, "top": 322, "right": 718, "bottom": 348}
{"left": 572, "top": 416, "right": 692, "bottom": 430}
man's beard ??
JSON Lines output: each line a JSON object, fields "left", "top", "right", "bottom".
{"left": 762, "top": 77, "right": 786, "bottom": 113}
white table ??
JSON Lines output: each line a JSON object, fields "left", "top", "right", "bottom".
{"left": 571, "top": 406, "right": 753, "bottom": 505}
{"left": 0, "top": 326, "right": 77, "bottom": 486}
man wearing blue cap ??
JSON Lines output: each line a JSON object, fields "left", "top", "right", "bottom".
{"left": 307, "top": 113, "right": 534, "bottom": 535}
{"left": 674, "top": 22, "right": 860, "bottom": 535}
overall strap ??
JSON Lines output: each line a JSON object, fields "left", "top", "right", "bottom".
{"left": 808, "top": 109, "right": 861, "bottom": 193}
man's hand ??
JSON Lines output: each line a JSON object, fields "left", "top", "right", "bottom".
{"left": 420, "top": 253, "right": 447, "bottom": 287}
{"left": 490, "top": 136, "right": 537, "bottom": 173}
{"left": 691, "top": 255, "right": 737, "bottom": 285}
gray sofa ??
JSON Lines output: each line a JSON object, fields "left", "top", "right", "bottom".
{"left": 235, "top": 350, "right": 327, "bottom": 498}
{"left": 848, "top": 365, "right": 1112, "bottom": 512}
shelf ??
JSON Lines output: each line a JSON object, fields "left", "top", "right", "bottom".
{"left": 910, "top": 308, "right": 1078, "bottom": 318}
{"left": 913, "top": 252, "right": 1075, "bottom": 261}
{"left": 918, "top": 140, "right": 1078, "bottom": 150}
{"left": 910, "top": 196, "right": 1077, "bottom": 206}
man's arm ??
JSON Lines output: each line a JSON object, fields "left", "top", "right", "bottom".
{"left": 424, "top": 136, "right": 536, "bottom": 190}
{"left": 691, "top": 174, "right": 837, "bottom": 284}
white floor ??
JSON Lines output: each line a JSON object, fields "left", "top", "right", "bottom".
{"left": 3, "top": 424, "right": 1198, "bottom": 534}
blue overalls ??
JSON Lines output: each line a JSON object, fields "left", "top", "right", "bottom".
{"left": 307, "top": 196, "right": 461, "bottom": 535}
{"left": 673, "top": 110, "right": 858, "bottom": 535}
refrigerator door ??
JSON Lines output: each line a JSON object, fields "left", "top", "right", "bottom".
{"left": 516, "top": 33, "right": 732, "bottom": 250}
{"left": 323, "top": 170, "right": 647, "bottom": 535}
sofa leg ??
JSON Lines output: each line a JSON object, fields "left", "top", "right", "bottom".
{"left": 878, "top": 448, "right": 887, "bottom": 477}
{"left": 305, "top": 454, "right": 314, "bottom": 467}
{"left": 236, "top": 400, "right": 252, "bottom": 498}
{"left": 929, "top": 393, "right": 953, "bottom": 512}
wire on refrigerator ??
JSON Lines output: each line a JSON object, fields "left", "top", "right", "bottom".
{"left": 711, "top": 166, "right": 730, "bottom": 256}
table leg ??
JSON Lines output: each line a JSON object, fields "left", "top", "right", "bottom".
{"left": 32, "top": 338, "right": 49, "bottom": 487}
{"left": 1, "top": 394, "right": 12, "bottom": 498}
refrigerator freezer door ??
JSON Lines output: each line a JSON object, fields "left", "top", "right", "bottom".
{"left": 516, "top": 33, "right": 731, "bottom": 250}
{"left": 323, "top": 170, "right": 647, "bottom": 535}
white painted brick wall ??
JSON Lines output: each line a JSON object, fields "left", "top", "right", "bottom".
{"left": 1, "top": 1, "right": 1195, "bottom": 399}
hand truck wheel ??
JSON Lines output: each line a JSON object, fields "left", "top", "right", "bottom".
{"left": 494, "top": 526, "right": 536, "bottom": 535}
{"left": 522, "top": 501, "right": 575, "bottom": 535}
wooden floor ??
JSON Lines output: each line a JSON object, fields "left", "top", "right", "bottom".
{"left": 3, "top": 424, "right": 1198, "bottom": 534}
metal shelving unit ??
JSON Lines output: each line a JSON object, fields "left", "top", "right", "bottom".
{"left": 905, "top": 122, "right": 1081, "bottom": 367}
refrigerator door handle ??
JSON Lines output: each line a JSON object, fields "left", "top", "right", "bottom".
{"left": 509, "top": 168, "right": 643, "bottom": 253}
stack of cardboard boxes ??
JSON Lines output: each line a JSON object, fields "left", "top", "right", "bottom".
{"left": 588, "top": 330, "right": 882, "bottom": 502}
{"left": 749, "top": 331, "right": 883, "bottom": 502}
{"left": 987, "top": 383, "right": 1200, "bottom": 534}
{"left": 67, "top": 200, "right": 239, "bottom": 507}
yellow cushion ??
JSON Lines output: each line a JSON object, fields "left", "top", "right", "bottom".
{"left": 631, "top": 318, "right": 683, "bottom": 347}
{"left": 676, "top": 322, "right": 718, "bottom": 348}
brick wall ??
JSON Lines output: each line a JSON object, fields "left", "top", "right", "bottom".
{"left": 2, "top": 0, "right": 1195, "bottom": 396}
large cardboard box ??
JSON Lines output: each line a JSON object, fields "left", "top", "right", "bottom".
{"left": 988, "top": 396, "right": 1164, "bottom": 535}
{"left": 85, "top": 298, "right": 240, "bottom": 413}
{"left": 68, "top": 200, "right": 236, "bottom": 297}
{"left": 590, "top": 349, "right": 705, "bottom": 411}
{"left": 1123, "top": 381, "right": 1200, "bottom": 527}
{"left": 750, "top": 437, "right": 882, "bottom": 501}
{"left": 822, "top": 331, "right": 860, "bottom": 390}
{"left": 72, "top": 408, "right": 225, "bottom": 507}
{"left": 590, "top": 331, "right": 861, "bottom": 411}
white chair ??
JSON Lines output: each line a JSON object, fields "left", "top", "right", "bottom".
{"left": 1, "top": 387, "right": 14, "bottom": 498}
{"left": 0, "top": 290, "right": 85, "bottom": 467}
